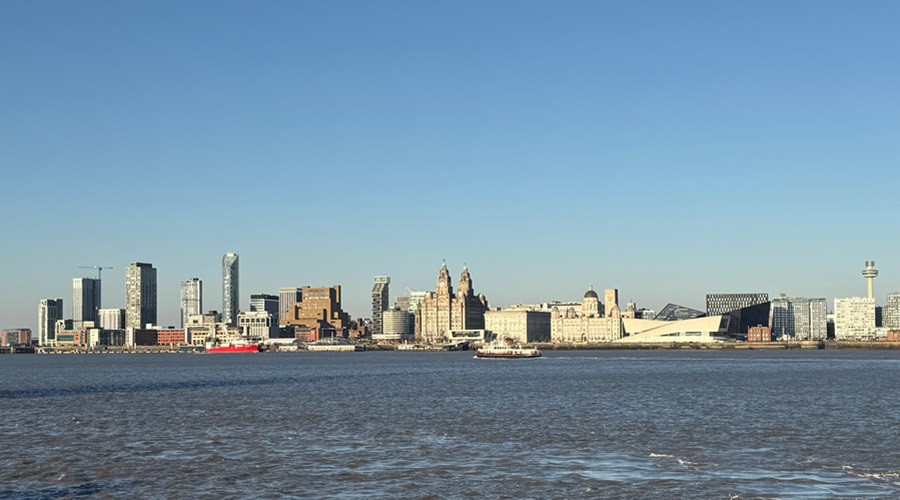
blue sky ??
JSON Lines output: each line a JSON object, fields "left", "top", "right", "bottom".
{"left": 2, "top": 1, "right": 900, "bottom": 330}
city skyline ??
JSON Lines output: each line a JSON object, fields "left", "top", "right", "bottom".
{"left": 3, "top": 2, "right": 900, "bottom": 331}
{"left": 8, "top": 253, "right": 900, "bottom": 334}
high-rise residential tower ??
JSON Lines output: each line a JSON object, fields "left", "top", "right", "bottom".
{"left": 222, "top": 252, "right": 239, "bottom": 325}
{"left": 125, "top": 262, "right": 157, "bottom": 330}
{"left": 834, "top": 297, "right": 876, "bottom": 340}
{"left": 884, "top": 292, "right": 900, "bottom": 330}
{"left": 98, "top": 308, "right": 126, "bottom": 330}
{"left": 278, "top": 287, "right": 302, "bottom": 327}
{"left": 38, "top": 298, "right": 63, "bottom": 346}
{"left": 769, "top": 296, "right": 828, "bottom": 340}
{"left": 371, "top": 276, "right": 390, "bottom": 337}
{"left": 73, "top": 277, "right": 101, "bottom": 323}
{"left": 180, "top": 278, "right": 203, "bottom": 328}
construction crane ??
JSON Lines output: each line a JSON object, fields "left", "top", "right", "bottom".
{"left": 78, "top": 265, "right": 113, "bottom": 280}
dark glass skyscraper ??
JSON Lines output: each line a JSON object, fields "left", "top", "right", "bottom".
{"left": 125, "top": 262, "right": 157, "bottom": 330}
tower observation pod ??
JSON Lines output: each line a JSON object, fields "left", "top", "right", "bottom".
{"left": 862, "top": 260, "right": 878, "bottom": 300}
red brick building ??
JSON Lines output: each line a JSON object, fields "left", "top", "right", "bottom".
{"left": 747, "top": 325, "right": 772, "bottom": 342}
{"left": 1, "top": 329, "right": 32, "bottom": 345}
{"left": 134, "top": 329, "right": 186, "bottom": 345}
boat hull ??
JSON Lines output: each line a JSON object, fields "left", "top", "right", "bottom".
{"left": 475, "top": 351, "right": 541, "bottom": 359}
{"left": 205, "top": 344, "right": 260, "bottom": 353}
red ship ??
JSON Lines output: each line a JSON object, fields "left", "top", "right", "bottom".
{"left": 204, "top": 341, "right": 260, "bottom": 353}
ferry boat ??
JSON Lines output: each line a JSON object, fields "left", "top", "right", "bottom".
{"left": 306, "top": 343, "right": 363, "bottom": 352}
{"left": 204, "top": 340, "right": 260, "bottom": 353}
{"left": 475, "top": 341, "right": 541, "bottom": 359}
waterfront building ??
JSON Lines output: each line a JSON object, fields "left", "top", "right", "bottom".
{"left": 185, "top": 313, "right": 218, "bottom": 345}
{"left": 38, "top": 298, "right": 63, "bottom": 346}
{"left": 706, "top": 293, "right": 769, "bottom": 315}
{"left": 415, "top": 263, "right": 489, "bottom": 344}
{"left": 395, "top": 292, "right": 425, "bottom": 334}
{"left": 747, "top": 325, "right": 773, "bottom": 342}
{"left": 706, "top": 293, "right": 770, "bottom": 337}
{"left": 654, "top": 303, "right": 706, "bottom": 321}
{"left": 484, "top": 309, "right": 551, "bottom": 343}
{"left": 834, "top": 297, "right": 876, "bottom": 340}
{"left": 375, "top": 307, "right": 410, "bottom": 342}
{"left": 604, "top": 289, "right": 618, "bottom": 317}
{"left": 184, "top": 319, "right": 240, "bottom": 346}
{"left": 73, "top": 277, "right": 101, "bottom": 323}
{"left": 88, "top": 328, "right": 125, "bottom": 348}
{"left": 55, "top": 328, "right": 87, "bottom": 346}
{"left": 506, "top": 301, "right": 581, "bottom": 313}
{"left": 884, "top": 292, "right": 900, "bottom": 330}
{"left": 222, "top": 252, "right": 239, "bottom": 325}
{"left": 619, "top": 316, "right": 730, "bottom": 343}
{"left": 282, "top": 286, "right": 351, "bottom": 338}
{"left": 401, "top": 289, "right": 429, "bottom": 335}
{"left": 249, "top": 294, "right": 279, "bottom": 338}
{"left": 636, "top": 308, "right": 656, "bottom": 319}
{"left": 1, "top": 329, "right": 32, "bottom": 345}
{"left": 55, "top": 319, "right": 73, "bottom": 341}
{"left": 408, "top": 290, "right": 429, "bottom": 314}
{"left": 133, "top": 328, "right": 187, "bottom": 346}
{"left": 98, "top": 308, "right": 126, "bottom": 330}
{"left": 180, "top": 278, "right": 203, "bottom": 328}
{"left": 125, "top": 262, "right": 157, "bottom": 330}
{"left": 278, "top": 287, "right": 302, "bottom": 327}
{"left": 238, "top": 310, "right": 274, "bottom": 340}
{"left": 769, "top": 296, "right": 827, "bottom": 340}
{"left": 550, "top": 287, "right": 624, "bottom": 343}
{"left": 371, "top": 276, "right": 390, "bottom": 337}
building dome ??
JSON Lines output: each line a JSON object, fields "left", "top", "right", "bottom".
{"left": 584, "top": 286, "right": 599, "bottom": 299}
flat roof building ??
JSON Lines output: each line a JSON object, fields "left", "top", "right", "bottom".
{"left": 125, "top": 262, "right": 157, "bottom": 330}
{"left": 834, "top": 297, "right": 876, "bottom": 341}
{"left": 485, "top": 309, "right": 551, "bottom": 343}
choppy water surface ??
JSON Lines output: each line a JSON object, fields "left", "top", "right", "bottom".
{"left": 1, "top": 350, "right": 898, "bottom": 498}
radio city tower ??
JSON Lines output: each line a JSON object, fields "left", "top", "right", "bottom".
{"left": 862, "top": 260, "right": 878, "bottom": 300}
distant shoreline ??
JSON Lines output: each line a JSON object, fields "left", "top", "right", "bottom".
{"left": 7, "top": 340, "right": 900, "bottom": 354}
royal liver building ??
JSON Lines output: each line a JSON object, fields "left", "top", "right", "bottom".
{"left": 415, "top": 263, "right": 488, "bottom": 343}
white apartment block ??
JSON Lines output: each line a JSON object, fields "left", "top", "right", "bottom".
{"left": 834, "top": 297, "right": 875, "bottom": 340}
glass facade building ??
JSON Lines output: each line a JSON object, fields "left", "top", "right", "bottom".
{"left": 73, "top": 277, "right": 101, "bottom": 323}
{"left": 706, "top": 293, "right": 769, "bottom": 316}
{"left": 180, "top": 278, "right": 203, "bottom": 328}
{"left": 769, "top": 297, "right": 827, "bottom": 340}
{"left": 222, "top": 253, "right": 239, "bottom": 325}
{"left": 654, "top": 303, "right": 706, "bottom": 321}
{"left": 125, "top": 262, "right": 157, "bottom": 330}
{"left": 38, "top": 298, "right": 63, "bottom": 346}
{"left": 278, "top": 287, "right": 302, "bottom": 327}
{"left": 371, "top": 276, "right": 390, "bottom": 336}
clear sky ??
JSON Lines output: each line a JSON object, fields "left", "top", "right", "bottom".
{"left": 2, "top": 1, "right": 900, "bottom": 331}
